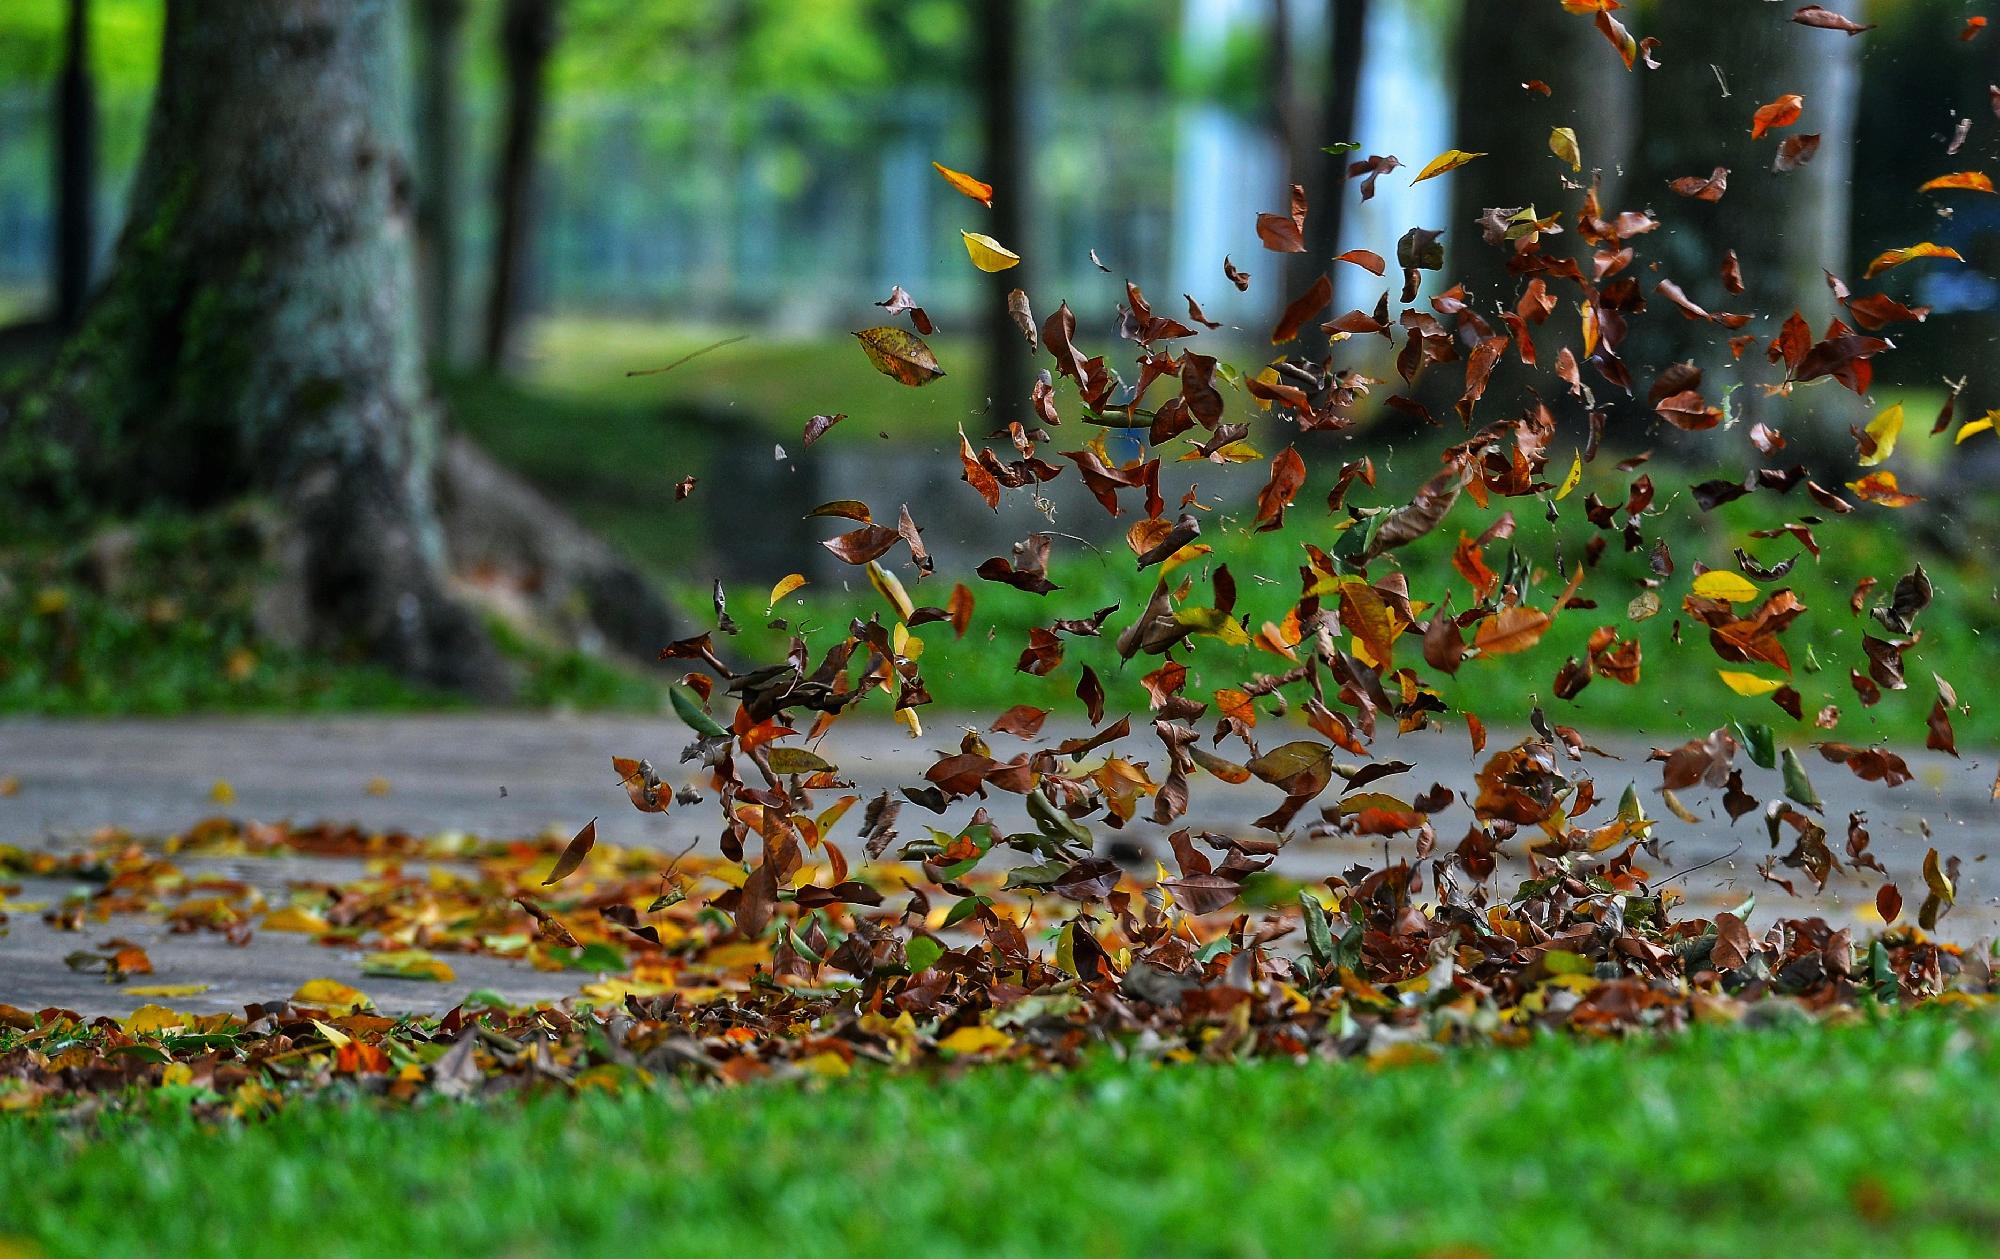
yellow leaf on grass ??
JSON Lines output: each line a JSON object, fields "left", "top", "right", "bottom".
{"left": 1549, "top": 127, "right": 1581, "bottom": 172}
{"left": 1956, "top": 413, "right": 1996, "bottom": 444}
{"left": 292, "top": 978, "right": 372, "bottom": 1011}
{"left": 931, "top": 161, "right": 993, "bottom": 207}
{"left": 766, "top": 572, "right": 808, "bottom": 613}
{"left": 1864, "top": 241, "right": 1965, "bottom": 279}
{"left": 1717, "top": 670, "right": 1783, "bottom": 697}
{"left": 126, "top": 983, "right": 211, "bottom": 998}
{"left": 311, "top": 1019, "right": 352, "bottom": 1047}
{"left": 937, "top": 1025, "right": 1015, "bottom": 1055}
{"left": 1918, "top": 171, "right": 1994, "bottom": 194}
{"left": 960, "top": 230, "right": 1021, "bottom": 272}
{"left": 123, "top": 1004, "right": 188, "bottom": 1035}
{"left": 1412, "top": 148, "right": 1486, "bottom": 183}
{"left": 1691, "top": 570, "right": 1760, "bottom": 602}
{"left": 262, "top": 905, "right": 330, "bottom": 933}
{"left": 1858, "top": 402, "right": 1902, "bottom": 467}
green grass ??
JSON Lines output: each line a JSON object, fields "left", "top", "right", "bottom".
{"left": 719, "top": 453, "right": 2000, "bottom": 751}
{"left": 0, "top": 508, "right": 662, "bottom": 716}
{"left": 450, "top": 315, "right": 1999, "bottom": 750}
{"left": 4, "top": 1012, "right": 1999, "bottom": 1257}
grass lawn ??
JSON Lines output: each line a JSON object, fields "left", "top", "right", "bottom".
{"left": 450, "top": 315, "right": 2000, "bottom": 749}
{"left": 2, "top": 1011, "right": 1997, "bottom": 1257}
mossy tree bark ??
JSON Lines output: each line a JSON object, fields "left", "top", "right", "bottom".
{"left": 7, "top": 0, "right": 510, "bottom": 694}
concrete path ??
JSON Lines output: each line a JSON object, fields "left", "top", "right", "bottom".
{"left": 2, "top": 714, "right": 1995, "bottom": 1016}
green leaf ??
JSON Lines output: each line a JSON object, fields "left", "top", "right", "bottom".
{"left": 1734, "top": 722, "right": 1776, "bottom": 770}
{"left": 1780, "top": 747, "right": 1822, "bottom": 810}
{"left": 671, "top": 685, "right": 728, "bottom": 738}
{"left": 941, "top": 895, "right": 987, "bottom": 928}
{"left": 1300, "top": 891, "right": 1334, "bottom": 966}
{"left": 905, "top": 934, "right": 944, "bottom": 974}
{"left": 556, "top": 942, "right": 628, "bottom": 973}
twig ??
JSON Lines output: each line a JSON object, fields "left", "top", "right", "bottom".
{"left": 625, "top": 335, "right": 748, "bottom": 378}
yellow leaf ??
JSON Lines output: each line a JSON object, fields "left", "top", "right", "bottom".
{"left": 960, "top": 230, "right": 1021, "bottom": 272}
{"left": 311, "top": 1018, "right": 352, "bottom": 1047}
{"left": 1717, "top": 670, "right": 1783, "bottom": 697}
{"left": 1918, "top": 171, "right": 1994, "bottom": 194}
{"left": 1412, "top": 148, "right": 1486, "bottom": 183}
{"left": 1956, "top": 413, "right": 1996, "bottom": 445}
{"left": 937, "top": 1025, "right": 1015, "bottom": 1055}
{"left": 766, "top": 572, "right": 808, "bottom": 613}
{"left": 122, "top": 1004, "right": 188, "bottom": 1035}
{"left": 931, "top": 161, "right": 993, "bottom": 207}
{"left": 1556, "top": 450, "right": 1584, "bottom": 500}
{"left": 292, "top": 978, "right": 372, "bottom": 1011}
{"left": 1549, "top": 127, "right": 1581, "bottom": 172}
{"left": 1925, "top": 847, "right": 1955, "bottom": 905}
{"left": 1864, "top": 241, "right": 1965, "bottom": 279}
{"left": 209, "top": 779, "right": 236, "bottom": 804}
{"left": 262, "top": 905, "right": 330, "bottom": 934}
{"left": 1858, "top": 402, "right": 1902, "bottom": 467}
{"left": 125, "top": 983, "right": 211, "bottom": 998}
{"left": 362, "top": 950, "right": 456, "bottom": 982}
{"left": 1691, "top": 570, "right": 1760, "bottom": 602}
{"left": 797, "top": 1051, "right": 853, "bottom": 1077}
{"left": 867, "top": 561, "right": 913, "bottom": 622}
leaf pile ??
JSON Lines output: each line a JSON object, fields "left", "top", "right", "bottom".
{"left": 0, "top": 813, "right": 1990, "bottom": 1115}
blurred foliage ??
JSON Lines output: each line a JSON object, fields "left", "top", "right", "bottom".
{"left": 0, "top": 0, "right": 161, "bottom": 87}
{"left": 0, "top": 508, "right": 661, "bottom": 715}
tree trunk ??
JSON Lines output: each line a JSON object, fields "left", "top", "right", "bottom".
{"left": 978, "top": 0, "right": 1031, "bottom": 419}
{"left": 413, "top": 0, "right": 469, "bottom": 364}
{"left": 483, "top": 0, "right": 559, "bottom": 373}
{"left": 1302, "top": 0, "right": 1368, "bottom": 269}
{"left": 1448, "top": 1, "right": 1638, "bottom": 314}
{"left": 5, "top": 0, "right": 508, "bottom": 695}
{"left": 1636, "top": 0, "right": 1864, "bottom": 460}
{"left": 52, "top": 0, "right": 97, "bottom": 332}
{"left": 1438, "top": 1, "right": 1637, "bottom": 426}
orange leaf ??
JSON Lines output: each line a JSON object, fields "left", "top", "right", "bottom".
{"left": 1750, "top": 93, "right": 1804, "bottom": 139}
{"left": 1473, "top": 606, "right": 1552, "bottom": 655}
{"left": 931, "top": 161, "right": 993, "bottom": 207}
{"left": 1863, "top": 241, "right": 1965, "bottom": 278}
{"left": 1332, "top": 248, "right": 1386, "bottom": 275}
{"left": 1918, "top": 171, "right": 1994, "bottom": 194}
{"left": 1846, "top": 470, "right": 1923, "bottom": 507}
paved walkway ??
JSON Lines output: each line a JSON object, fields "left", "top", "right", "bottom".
{"left": 2, "top": 715, "right": 1994, "bottom": 1015}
